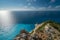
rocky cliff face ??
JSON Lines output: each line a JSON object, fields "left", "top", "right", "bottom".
{"left": 31, "top": 20, "right": 60, "bottom": 40}
{"left": 14, "top": 20, "right": 60, "bottom": 40}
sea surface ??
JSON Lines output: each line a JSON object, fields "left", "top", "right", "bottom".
{"left": 0, "top": 11, "right": 60, "bottom": 40}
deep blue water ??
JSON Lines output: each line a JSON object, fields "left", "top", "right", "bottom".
{"left": 0, "top": 11, "right": 60, "bottom": 40}
{"left": 12, "top": 11, "right": 60, "bottom": 24}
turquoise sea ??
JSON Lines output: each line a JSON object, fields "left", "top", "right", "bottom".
{"left": 0, "top": 11, "right": 60, "bottom": 40}
{"left": 0, "top": 24, "right": 35, "bottom": 40}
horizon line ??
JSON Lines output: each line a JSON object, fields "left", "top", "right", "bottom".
{"left": 0, "top": 8, "right": 60, "bottom": 11}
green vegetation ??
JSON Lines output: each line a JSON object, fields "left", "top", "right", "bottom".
{"left": 31, "top": 20, "right": 60, "bottom": 34}
{"left": 50, "top": 22, "right": 60, "bottom": 32}
{"left": 38, "top": 20, "right": 60, "bottom": 32}
{"left": 30, "top": 30, "right": 34, "bottom": 34}
{"left": 37, "top": 20, "right": 53, "bottom": 31}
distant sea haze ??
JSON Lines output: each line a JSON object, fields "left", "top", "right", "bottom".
{"left": 0, "top": 11, "right": 60, "bottom": 40}
{"left": 12, "top": 11, "right": 60, "bottom": 24}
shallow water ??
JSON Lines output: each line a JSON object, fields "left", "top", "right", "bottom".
{"left": 0, "top": 24, "right": 35, "bottom": 40}
{"left": 0, "top": 11, "right": 60, "bottom": 40}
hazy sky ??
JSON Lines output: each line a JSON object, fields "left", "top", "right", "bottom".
{"left": 0, "top": 0, "right": 60, "bottom": 10}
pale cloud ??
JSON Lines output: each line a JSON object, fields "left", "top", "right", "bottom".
{"left": 27, "top": 0, "right": 32, "bottom": 2}
{"left": 51, "top": 0, "right": 55, "bottom": 2}
{"left": 55, "top": 5, "right": 60, "bottom": 8}
{"left": 29, "top": 6, "right": 36, "bottom": 9}
{"left": 27, "top": 0, "right": 29, "bottom": 1}
{"left": 0, "top": 7, "right": 60, "bottom": 11}
{"left": 24, "top": 4, "right": 35, "bottom": 9}
{"left": 48, "top": 5, "right": 52, "bottom": 8}
{"left": 33, "top": 0, "right": 37, "bottom": 2}
{"left": 38, "top": 7, "right": 46, "bottom": 9}
{"left": 24, "top": 6, "right": 28, "bottom": 8}
{"left": 27, "top": 0, "right": 36, "bottom": 3}
{"left": 28, "top": 3, "right": 31, "bottom": 6}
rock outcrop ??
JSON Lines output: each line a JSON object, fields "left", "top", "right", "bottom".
{"left": 14, "top": 20, "right": 60, "bottom": 40}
